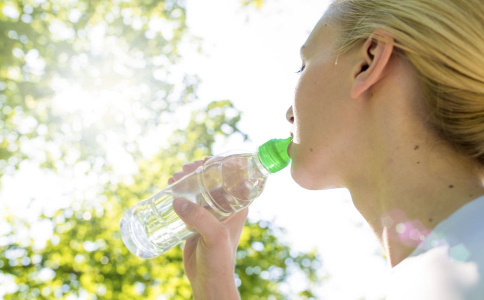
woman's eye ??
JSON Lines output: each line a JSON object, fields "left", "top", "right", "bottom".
{"left": 296, "top": 64, "right": 306, "bottom": 74}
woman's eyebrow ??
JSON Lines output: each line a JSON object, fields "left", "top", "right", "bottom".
{"left": 300, "top": 45, "right": 306, "bottom": 59}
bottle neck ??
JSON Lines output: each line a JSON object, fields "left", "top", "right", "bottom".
{"left": 255, "top": 152, "right": 272, "bottom": 177}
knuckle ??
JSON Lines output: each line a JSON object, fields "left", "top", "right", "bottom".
{"left": 209, "top": 228, "right": 230, "bottom": 246}
{"left": 216, "top": 228, "right": 230, "bottom": 240}
{"left": 182, "top": 163, "right": 195, "bottom": 172}
{"left": 185, "top": 224, "right": 197, "bottom": 232}
{"left": 173, "top": 171, "right": 184, "bottom": 179}
{"left": 242, "top": 207, "right": 249, "bottom": 217}
{"left": 192, "top": 206, "right": 205, "bottom": 221}
{"left": 182, "top": 160, "right": 204, "bottom": 170}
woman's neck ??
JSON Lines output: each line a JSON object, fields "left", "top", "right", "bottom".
{"left": 346, "top": 130, "right": 484, "bottom": 267}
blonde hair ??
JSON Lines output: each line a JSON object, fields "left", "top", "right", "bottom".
{"left": 328, "top": 0, "right": 484, "bottom": 166}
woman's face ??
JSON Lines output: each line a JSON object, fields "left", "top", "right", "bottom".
{"left": 287, "top": 14, "right": 360, "bottom": 190}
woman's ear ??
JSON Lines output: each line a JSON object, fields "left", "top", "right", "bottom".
{"left": 350, "top": 30, "right": 394, "bottom": 99}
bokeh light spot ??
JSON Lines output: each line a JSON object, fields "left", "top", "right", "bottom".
{"left": 82, "top": 212, "right": 91, "bottom": 221}
{"left": 396, "top": 223, "right": 406, "bottom": 234}
{"left": 381, "top": 215, "right": 394, "bottom": 228}
{"left": 450, "top": 244, "right": 471, "bottom": 262}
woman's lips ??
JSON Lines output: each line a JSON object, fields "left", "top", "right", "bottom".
{"left": 288, "top": 141, "right": 293, "bottom": 157}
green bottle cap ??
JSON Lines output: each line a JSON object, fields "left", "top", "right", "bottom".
{"left": 257, "top": 137, "right": 292, "bottom": 174}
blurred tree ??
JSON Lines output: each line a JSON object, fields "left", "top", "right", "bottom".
{"left": 0, "top": 0, "right": 197, "bottom": 179}
{"left": 0, "top": 0, "right": 324, "bottom": 299}
{"left": 240, "top": 0, "right": 266, "bottom": 9}
{"left": 2, "top": 215, "right": 322, "bottom": 299}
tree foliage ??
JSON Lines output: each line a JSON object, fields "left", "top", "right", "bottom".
{"left": 240, "top": 0, "right": 266, "bottom": 9}
{"left": 0, "top": 0, "right": 323, "bottom": 299}
{"left": 0, "top": 0, "right": 195, "bottom": 178}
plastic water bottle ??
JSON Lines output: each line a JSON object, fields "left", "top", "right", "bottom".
{"left": 120, "top": 137, "right": 292, "bottom": 258}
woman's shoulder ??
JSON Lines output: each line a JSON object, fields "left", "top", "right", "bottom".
{"left": 386, "top": 195, "right": 484, "bottom": 300}
{"left": 387, "top": 245, "right": 483, "bottom": 300}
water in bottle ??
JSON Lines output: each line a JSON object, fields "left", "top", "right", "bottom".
{"left": 120, "top": 137, "right": 292, "bottom": 258}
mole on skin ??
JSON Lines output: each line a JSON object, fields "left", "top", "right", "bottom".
{"left": 414, "top": 145, "right": 420, "bottom": 150}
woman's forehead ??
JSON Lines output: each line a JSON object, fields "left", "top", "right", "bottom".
{"left": 301, "top": 15, "right": 336, "bottom": 57}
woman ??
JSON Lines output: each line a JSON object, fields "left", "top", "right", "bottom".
{"left": 170, "top": 0, "right": 484, "bottom": 298}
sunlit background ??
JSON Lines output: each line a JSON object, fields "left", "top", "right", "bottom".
{"left": 0, "top": 0, "right": 390, "bottom": 299}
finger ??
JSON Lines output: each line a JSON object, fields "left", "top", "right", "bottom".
{"left": 168, "top": 170, "right": 191, "bottom": 185}
{"left": 168, "top": 173, "right": 183, "bottom": 185}
{"left": 222, "top": 207, "right": 249, "bottom": 228}
{"left": 182, "top": 161, "right": 203, "bottom": 173}
{"left": 173, "top": 198, "right": 229, "bottom": 247}
{"left": 223, "top": 208, "right": 249, "bottom": 248}
{"left": 168, "top": 160, "right": 206, "bottom": 185}
{"left": 182, "top": 233, "right": 200, "bottom": 265}
{"left": 172, "top": 171, "right": 186, "bottom": 181}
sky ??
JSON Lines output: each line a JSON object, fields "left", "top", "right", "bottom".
{"left": 0, "top": 0, "right": 392, "bottom": 299}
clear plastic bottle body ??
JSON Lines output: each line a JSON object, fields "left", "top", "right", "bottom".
{"left": 120, "top": 152, "right": 270, "bottom": 258}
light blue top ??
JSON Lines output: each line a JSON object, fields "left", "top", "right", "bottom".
{"left": 386, "top": 195, "right": 484, "bottom": 300}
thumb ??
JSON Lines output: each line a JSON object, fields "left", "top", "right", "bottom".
{"left": 173, "top": 198, "right": 228, "bottom": 247}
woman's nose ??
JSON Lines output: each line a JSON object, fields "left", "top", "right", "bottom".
{"left": 286, "top": 106, "right": 294, "bottom": 124}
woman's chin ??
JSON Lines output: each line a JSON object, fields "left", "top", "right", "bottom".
{"left": 290, "top": 166, "right": 340, "bottom": 191}
{"left": 291, "top": 169, "right": 323, "bottom": 190}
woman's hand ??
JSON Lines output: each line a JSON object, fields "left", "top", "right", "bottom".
{"left": 169, "top": 159, "right": 247, "bottom": 300}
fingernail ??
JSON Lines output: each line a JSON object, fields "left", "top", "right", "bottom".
{"left": 173, "top": 198, "right": 189, "bottom": 214}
